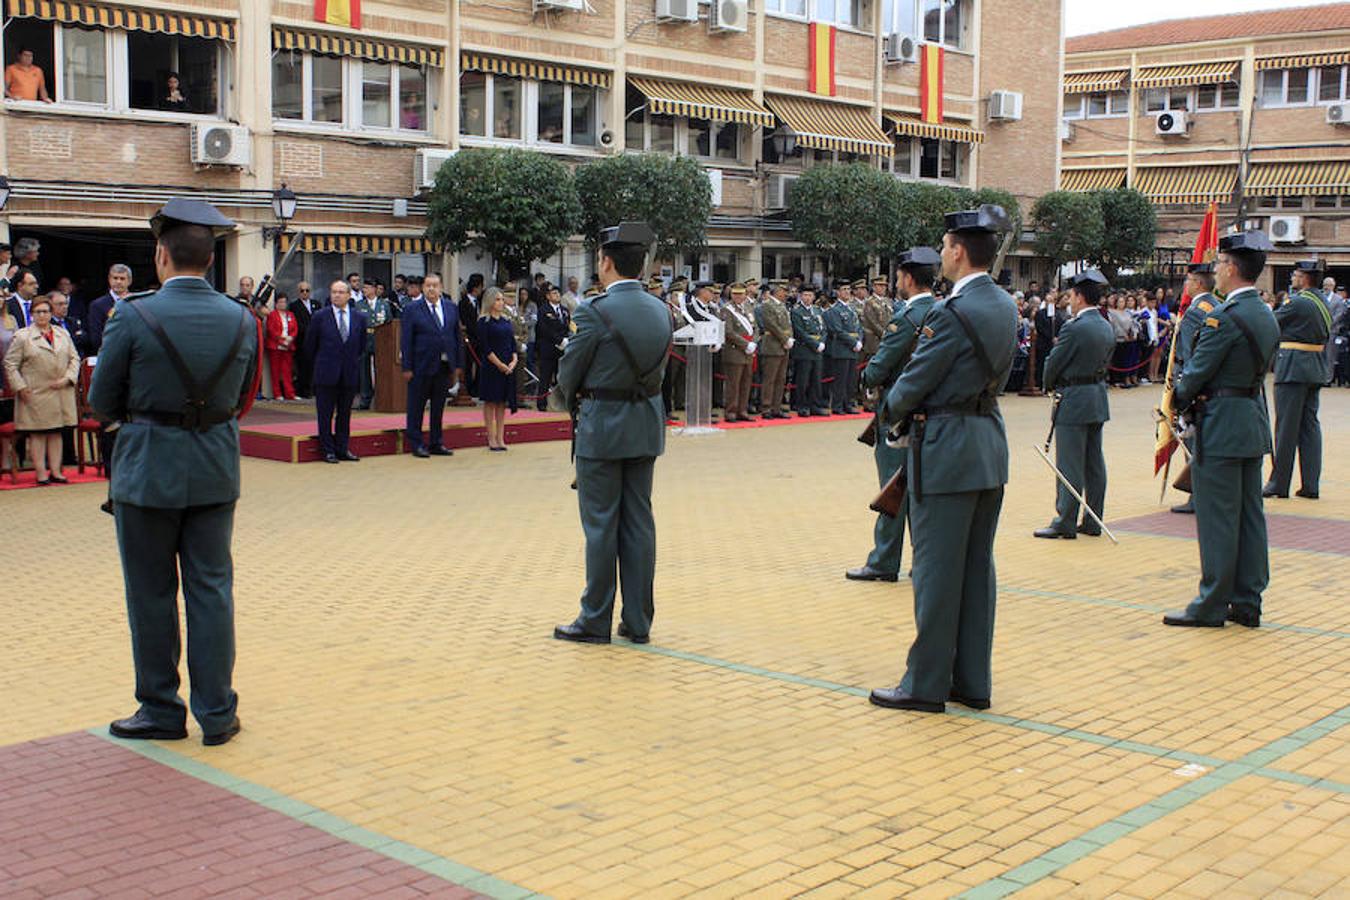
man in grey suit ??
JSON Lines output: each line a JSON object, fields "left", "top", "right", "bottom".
{"left": 1035, "top": 269, "right": 1116, "bottom": 539}
{"left": 553, "top": 223, "right": 672, "bottom": 645}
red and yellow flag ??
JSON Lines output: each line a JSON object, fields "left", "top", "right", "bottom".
{"left": 808, "top": 23, "right": 836, "bottom": 96}
{"left": 1154, "top": 201, "right": 1220, "bottom": 475}
{"left": 920, "top": 43, "right": 944, "bottom": 123}
{"left": 315, "top": 0, "right": 360, "bottom": 28}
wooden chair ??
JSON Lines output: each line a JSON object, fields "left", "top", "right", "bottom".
{"left": 76, "top": 359, "right": 103, "bottom": 474}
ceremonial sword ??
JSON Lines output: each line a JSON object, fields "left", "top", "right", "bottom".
{"left": 1034, "top": 393, "right": 1118, "bottom": 544}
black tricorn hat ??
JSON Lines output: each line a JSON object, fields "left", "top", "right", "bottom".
{"left": 944, "top": 204, "right": 1012, "bottom": 234}
{"left": 599, "top": 221, "right": 656, "bottom": 249}
{"left": 1218, "top": 230, "right": 1274, "bottom": 254}
{"left": 1069, "top": 268, "right": 1109, "bottom": 288}
{"left": 898, "top": 246, "right": 942, "bottom": 269}
{"left": 149, "top": 198, "right": 235, "bottom": 238}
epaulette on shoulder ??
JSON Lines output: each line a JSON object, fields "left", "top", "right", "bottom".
{"left": 121, "top": 290, "right": 155, "bottom": 303}
{"left": 1205, "top": 316, "right": 1220, "bottom": 329}
{"left": 1196, "top": 300, "right": 1214, "bottom": 313}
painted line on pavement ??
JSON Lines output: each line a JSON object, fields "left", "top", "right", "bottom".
{"left": 91, "top": 729, "right": 546, "bottom": 900}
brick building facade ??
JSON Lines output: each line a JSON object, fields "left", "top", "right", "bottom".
{"left": 1, "top": 0, "right": 1061, "bottom": 299}
{"left": 1063, "top": 4, "right": 1350, "bottom": 290}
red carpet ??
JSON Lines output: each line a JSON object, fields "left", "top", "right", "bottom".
{"left": 0, "top": 468, "right": 107, "bottom": 491}
{"left": 714, "top": 411, "right": 871, "bottom": 430}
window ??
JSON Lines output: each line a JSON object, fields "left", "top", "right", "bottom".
{"left": 1144, "top": 87, "right": 1191, "bottom": 113}
{"left": 627, "top": 103, "right": 744, "bottom": 162}
{"left": 399, "top": 65, "right": 426, "bottom": 130}
{"left": 920, "top": 0, "right": 966, "bottom": 49}
{"left": 650, "top": 114, "right": 676, "bottom": 152}
{"left": 1314, "top": 195, "right": 1340, "bottom": 209}
{"left": 493, "top": 76, "right": 521, "bottom": 139}
{"left": 765, "top": 0, "right": 808, "bottom": 17}
{"left": 688, "top": 117, "right": 711, "bottom": 156}
{"left": 1279, "top": 195, "right": 1304, "bottom": 210}
{"left": 272, "top": 51, "right": 432, "bottom": 132}
{"left": 893, "top": 136, "right": 913, "bottom": 174}
{"left": 1082, "top": 91, "right": 1127, "bottom": 118}
{"left": 714, "top": 122, "right": 739, "bottom": 159}
{"left": 362, "top": 62, "right": 392, "bottom": 128}
{"left": 127, "top": 33, "right": 220, "bottom": 114}
{"left": 765, "top": 0, "right": 868, "bottom": 28}
{"left": 461, "top": 72, "right": 486, "bottom": 136}
{"left": 60, "top": 25, "right": 106, "bottom": 104}
{"left": 1260, "top": 68, "right": 1313, "bottom": 106}
{"left": 1318, "top": 64, "right": 1348, "bottom": 103}
{"left": 1194, "top": 82, "right": 1239, "bottom": 111}
{"left": 538, "top": 81, "right": 565, "bottom": 143}
{"left": 1063, "top": 94, "right": 1083, "bottom": 120}
{"left": 461, "top": 73, "right": 599, "bottom": 147}
{"left": 570, "top": 86, "right": 597, "bottom": 146}
{"left": 890, "top": 135, "right": 964, "bottom": 182}
{"left": 880, "top": 0, "right": 917, "bottom": 36}
{"left": 311, "top": 56, "right": 343, "bottom": 123}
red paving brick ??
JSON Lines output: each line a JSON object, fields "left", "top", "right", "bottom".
{"left": 0, "top": 733, "right": 482, "bottom": 898}
{"left": 1110, "top": 510, "right": 1350, "bottom": 555}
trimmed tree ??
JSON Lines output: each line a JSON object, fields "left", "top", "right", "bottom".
{"left": 425, "top": 147, "right": 580, "bottom": 283}
{"left": 957, "top": 186, "right": 1023, "bottom": 239}
{"left": 575, "top": 153, "right": 713, "bottom": 259}
{"left": 1086, "top": 187, "right": 1157, "bottom": 280}
{"left": 788, "top": 163, "right": 904, "bottom": 273}
{"left": 1031, "top": 191, "right": 1105, "bottom": 274}
{"left": 894, "top": 181, "right": 962, "bottom": 250}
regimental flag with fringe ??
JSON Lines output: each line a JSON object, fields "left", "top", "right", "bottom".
{"left": 808, "top": 23, "right": 837, "bottom": 96}
{"left": 315, "top": 0, "right": 360, "bottom": 29}
{"left": 1154, "top": 201, "right": 1219, "bottom": 476}
{"left": 920, "top": 43, "right": 944, "bottom": 123}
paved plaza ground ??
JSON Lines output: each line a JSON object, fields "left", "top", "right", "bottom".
{"left": 3, "top": 386, "right": 1349, "bottom": 899}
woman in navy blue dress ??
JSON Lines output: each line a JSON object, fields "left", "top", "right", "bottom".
{"left": 476, "top": 287, "right": 518, "bottom": 451}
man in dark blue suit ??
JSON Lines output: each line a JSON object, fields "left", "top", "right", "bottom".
{"left": 86, "top": 263, "right": 134, "bottom": 353}
{"left": 400, "top": 273, "right": 462, "bottom": 458}
{"left": 304, "top": 280, "right": 366, "bottom": 464}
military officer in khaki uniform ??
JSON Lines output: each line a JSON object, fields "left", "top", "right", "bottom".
{"left": 719, "top": 282, "right": 759, "bottom": 421}
{"left": 861, "top": 276, "right": 891, "bottom": 409}
{"left": 756, "top": 281, "right": 793, "bottom": 418}
{"left": 1264, "top": 260, "right": 1331, "bottom": 499}
{"left": 503, "top": 285, "right": 530, "bottom": 404}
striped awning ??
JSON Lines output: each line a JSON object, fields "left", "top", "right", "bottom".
{"left": 1246, "top": 160, "right": 1350, "bottom": 197}
{"left": 1060, "top": 167, "right": 1127, "bottom": 192}
{"left": 1256, "top": 51, "right": 1350, "bottom": 71}
{"left": 628, "top": 77, "right": 772, "bottom": 128}
{"left": 764, "top": 95, "right": 892, "bottom": 157}
{"left": 1135, "top": 61, "right": 1239, "bottom": 89}
{"left": 885, "top": 113, "right": 985, "bottom": 144}
{"left": 273, "top": 28, "right": 443, "bottom": 67}
{"left": 1063, "top": 70, "right": 1128, "bottom": 94}
{"left": 6, "top": 0, "right": 234, "bottom": 40}
{"left": 1133, "top": 165, "right": 1238, "bottom": 204}
{"left": 278, "top": 234, "right": 437, "bottom": 254}
{"left": 461, "top": 51, "right": 610, "bottom": 89}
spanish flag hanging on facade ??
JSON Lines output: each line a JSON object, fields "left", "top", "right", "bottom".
{"left": 315, "top": 0, "right": 360, "bottom": 29}
{"left": 808, "top": 23, "right": 837, "bottom": 96}
{"left": 920, "top": 43, "right": 944, "bottom": 123}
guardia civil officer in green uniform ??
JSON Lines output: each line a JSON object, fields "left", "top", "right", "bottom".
{"left": 353, "top": 277, "right": 394, "bottom": 409}
{"left": 1165, "top": 231, "right": 1279, "bottom": 629}
{"left": 553, "top": 223, "right": 672, "bottom": 645}
{"left": 790, "top": 286, "right": 828, "bottom": 416}
{"left": 846, "top": 247, "right": 940, "bottom": 583}
{"left": 90, "top": 199, "right": 260, "bottom": 745}
{"left": 1169, "top": 262, "right": 1220, "bottom": 515}
{"left": 1035, "top": 269, "right": 1116, "bottom": 539}
{"left": 871, "top": 207, "right": 1018, "bottom": 713}
{"left": 822, "top": 280, "right": 863, "bottom": 414}
{"left": 1263, "top": 259, "right": 1331, "bottom": 500}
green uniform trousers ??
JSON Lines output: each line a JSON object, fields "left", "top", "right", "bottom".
{"left": 900, "top": 487, "right": 1003, "bottom": 703}
{"left": 575, "top": 455, "right": 657, "bottom": 636}
{"left": 1270, "top": 383, "right": 1321, "bottom": 495}
{"left": 114, "top": 501, "right": 238, "bottom": 733}
{"left": 1050, "top": 423, "right": 1106, "bottom": 534}
{"left": 865, "top": 437, "right": 907, "bottom": 576}
{"left": 1186, "top": 455, "right": 1268, "bottom": 622}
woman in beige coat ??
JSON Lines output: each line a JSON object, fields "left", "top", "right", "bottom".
{"left": 3, "top": 294, "right": 79, "bottom": 483}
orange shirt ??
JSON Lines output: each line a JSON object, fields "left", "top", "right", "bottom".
{"left": 5, "top": 63, "right": 46, "bottom": 101}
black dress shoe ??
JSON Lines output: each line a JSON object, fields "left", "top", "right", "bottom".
{"left": 1227, "top": 607, "right": 1260, "bottom": 628}
{"left": 617, "top": 622, "right": 650, "bottom": 644}
{"left": 428, "top": 445, "right": 453, "bottom": 456}
{"left": 412, "top": 446, "right": 431, "bottom": 458}
{"left": 340, "top": 451, "right": 360, "bottom": 462}
{"left": 1076, "top": 524, "right": 1102, "bottom": 537}
{"left": 1295, "top": 489, "right": 1319, "bottom": 500}
{"left": 1262, "top": 485, "right": 1287, "bottom": 499}
{"left": 1034, "top": 526, "right": 1076, "bottom": 540}
{"left": 1162, "top": 610, "right": 1225, "bottom": 627}
{"left": 842, "top": 407, "right": 859, "bottom": 414}
{"left": 845, "top": 565, "right": 899, "bottom": 582}
{"left": 1170, "top": 500, "right": 1195, "bottom": 514}
{"left": 553, "top": 622, "right": 610, "bottom": 644}
{"left": 869, "top": 687, "right": 945, "bottom": 713}
{"left": 109, "top": 710, "right": 187, "bottom": 741}
{"left": 203, "top": 716, "right": 241, "bottom": 746}
{"left": 948, "top": 692, "right": 991, "bottom": 710}
{"left": 100, "top": 499, "right": 115, "bottom": 516}
{"left": 812, "top": 409, "right": 831, "bottom": 417}
{"left": 324, "top": 454, "right": 340, "bottom": 464}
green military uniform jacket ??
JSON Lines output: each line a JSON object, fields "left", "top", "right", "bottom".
{"left": 1041, "top": 308, "right": 1115, "bottom": 426}
{"left": 88, "top": 276, "right": 260, "bottom": 508}
{"left": 861, "top": 295, "right": 891, "bottom": 355}
{"left": 756, "top": 297, "right": 792, "bottom": 357}
{"left": 823, "top": 300, "right": 862, "bottom": 360}
{"left": 1273, "top": 288, "right": 1332, "bottom": 384}
{"left": 720, "top": 299, "right": 759, "bottom": 365}
{"left": 882, "top": 274, "right": 1018, "bottom": 495}
{"left": 557, "top": 279, "right": 672, "bottom": 460}
{"left": 1175, "top": 292, "right": 1218, "bottom": 367}
{"left": 790, "top": 304, "right": 825, "bottom": 362}
{"left": 353, "top": 295, "right": 394, "bottom": 345}
{"left": 861, "top": 292, "right": 935, "bottom": 399}
{"left": 1175, "top": 287, "right": 1280, "bottom": 459}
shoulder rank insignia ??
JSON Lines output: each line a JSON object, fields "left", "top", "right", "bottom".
{"left": 1197, "top": 300, "right": 1213, "bottom": 312}
{"left": 922, "top": 325, "right": 935, "bottom": 338}
{"left": 1204, "top": 317, "right": 1220, "bottom": 328}
{"left": 886, "top": 323, "right": 899, "bottom": 333}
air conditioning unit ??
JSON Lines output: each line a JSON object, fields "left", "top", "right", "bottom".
{"left": 709, "top": 0, "right": 747, "bottom": 33}
{"left": 884, "top": 33, "right": 919, "bottom": 64}
{"left": 1326, "top": 102, "right": 1350, "bottom": 125}
{"left": 988, "top": 90, "right": 1023, "bottom": 121}
{"left": 534, "top": 0, "right": 584, "bottom": 10}
{"left": 1268, "top": 215, "right": 1304, "bottom": 244}
{"left": 414, "top": 148, "right": 458, "bottom": 191}
{"left": 1154, "top": 110, "right": 1190, "bottom": 136}
{"left": 707, "top": 168, "right": 724, "bottom": 208}
{"left": 190, "top": 124, "right": 250, "bottom": 167}
{"left": 765, "top": 173, "right": 798, "bottom": 210}
{"left": 655, "top": 0, "right": 698, "bottom": 21}
{"left": 1059, "top": 119, "right": 1075, "bottom": 142}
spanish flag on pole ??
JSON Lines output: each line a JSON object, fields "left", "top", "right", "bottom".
{"left": 920, "top": 43, "right": 944, "bottom": 123}
{"left": 808, "top": 23, "right": 837, "bottom": 96}
{"left": 315, "top": 0, "right": 360, "bottom": 28}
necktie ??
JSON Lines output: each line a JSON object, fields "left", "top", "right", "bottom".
{"left": 338, "top": 308, "right": 348, "bottom": 341}
{"left": 432, "top": 302, "right": 443, "bottom": 328}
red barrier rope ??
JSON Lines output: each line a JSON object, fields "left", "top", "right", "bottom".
{"left": 1106, "top": 342, "right": 1167, "bottom": 374}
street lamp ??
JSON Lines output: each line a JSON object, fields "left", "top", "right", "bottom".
{"left": 771, "top": 128, "right": 798, "bottom": 159}
{"left": 262, "top": 184, "right": 297, "bottom": 245}
{"left": 0, "top": 175, "right": 11, "bottom": 211}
